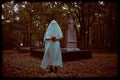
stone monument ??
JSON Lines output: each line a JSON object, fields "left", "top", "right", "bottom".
{"left": 63, "top": 14, "right": 80, "bottom": 51}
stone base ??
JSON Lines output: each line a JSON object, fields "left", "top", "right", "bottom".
{"left": 62, "top": 48, "right": 80, "bottom": 51}
{"left": 67, "top": 42, "right": 77, "bottom": 48}
{"left": 30, "top": 48, "right": 92, "bottom": 62}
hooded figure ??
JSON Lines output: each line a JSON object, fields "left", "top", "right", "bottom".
{"left": 40, "top": 20, "right": 63, "bottom": 73}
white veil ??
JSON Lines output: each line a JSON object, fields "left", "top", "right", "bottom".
{"left": 44, "top": 20, "right": 63, "bottom": 41}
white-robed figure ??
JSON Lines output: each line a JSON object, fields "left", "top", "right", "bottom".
{"left": 41, "top": 20, "right": 63, "bottom": 74}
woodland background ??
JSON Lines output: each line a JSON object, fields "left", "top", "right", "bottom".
{"left": 2, "top": 1, "right": 118, "bottom": 51}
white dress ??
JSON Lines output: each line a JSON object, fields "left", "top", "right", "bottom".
{"left": 40, "top": 20, "right": 63, "bottom": 69}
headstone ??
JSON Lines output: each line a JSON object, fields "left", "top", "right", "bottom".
{"left": 63, "top": 14, "right": 80, "bottom": 51}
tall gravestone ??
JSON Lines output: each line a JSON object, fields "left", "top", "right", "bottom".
{"left": 63, "top": 14, "right": 80, "bottom": 51}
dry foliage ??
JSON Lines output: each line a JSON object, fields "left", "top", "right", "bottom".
{"left": 2, "top": 50, "right": 118, "bottom": 78}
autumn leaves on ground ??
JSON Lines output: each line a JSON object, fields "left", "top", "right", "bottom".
{"left": 2, "top": 50, "right": 118, "bottom": 78}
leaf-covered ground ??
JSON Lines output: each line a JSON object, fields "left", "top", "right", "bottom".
{"left": 2, "top": 50, "right": 118, "bottom": 78}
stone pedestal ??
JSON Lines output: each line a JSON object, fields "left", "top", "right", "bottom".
{"left": 67, "top": 28, "right": 77, "bottom": 47}
{"left": 66, "top": 28, "right": 80, "bottom": 51}
{"left": 64, "top": 14, "right": 80, "bottom": 51}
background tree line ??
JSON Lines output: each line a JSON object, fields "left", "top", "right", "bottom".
{"left": 2, "top": 1, "right": 118, "bottom": 51}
